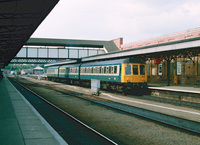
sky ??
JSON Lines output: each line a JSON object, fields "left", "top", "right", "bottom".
{"left": 32, "top": 0, "right": 200, "bottom": 44}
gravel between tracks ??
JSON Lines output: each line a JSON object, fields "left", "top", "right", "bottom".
{"left": 13, "top": 76, "right": 200, "bottom": 145}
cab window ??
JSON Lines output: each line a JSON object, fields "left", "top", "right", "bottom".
{"left": 140, "top": 65, "right": 145, "bottom": 75}
{"left": 125, "top": 65, "right": 131, "bottom": 75}
{"left": 133, "top": 65, "right": 138, "bottom": 75}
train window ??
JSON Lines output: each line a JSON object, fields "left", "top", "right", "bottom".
{"left": 97, "top": 67, "right": 99, "bottom": 73}
{"left": 96, "top": 67, "right": 98, "bottom": 73}
{"left": 81, "top": 68, "right": 85, "bottom": 73}
{"left": 101, "top": 67, "right": 103, "bottom": 74}
{"left": 91, "top": 67, "right": 93, "bottom": 73}
{"left": 125, "top": 65, "right": 131, "bottom": 75}
{"left": 106, "top": 66, "right": 109, "bottom": 74}
{"left": 60, "top": 69, "right": 64, "bottom": 73}
{"left": 93, "top": 67, "right": 95, "bottom": 73}
{"left": 111, "top": 66, "right": 114, "bottom": 74}
{"left": 133, "top": 65, "right": 138, "bottom": 75}
{"left": 140, "top": 65, "right": 145, "bottom": 75}
{"left": 97, "top": 67, "right": 101, "bottom": 74}
{"left": 94, "top": 67, "right": 97, "bottom": 73}
{"left": 109, "top": 66, "right": 112, "bottom": 74}
{"left": 86, "top": 67, "right": 89, "bottom": 73}
{"left": 114, "top": 66, "right": 117, "bottom": 74}
{"left": 104, "top": 67, "right": 106, "bottom": 74}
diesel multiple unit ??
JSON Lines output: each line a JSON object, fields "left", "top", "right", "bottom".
{"left": 47, "top": 58, "right": 147, "bottom": 94}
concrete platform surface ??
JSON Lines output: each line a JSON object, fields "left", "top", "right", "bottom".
{"left": 0, "top": 77, "right": 67, "bottom": 145}
{"left": 149, "top": 85, "right": 200, "bottom": 94}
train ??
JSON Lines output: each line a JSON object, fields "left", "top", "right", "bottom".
{"left": 46, "top": 58, "right": 148, "bottom": 94}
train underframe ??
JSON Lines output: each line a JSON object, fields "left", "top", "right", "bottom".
{"left": 47, "top": 77, "right": 148, "bottom": 95}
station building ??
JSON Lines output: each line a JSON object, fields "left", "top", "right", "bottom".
{"left": 145, "top": 57, "right": 200, "bottom": 85}
{"left": 116, "top": 27, "right": 200, "bottom": 85}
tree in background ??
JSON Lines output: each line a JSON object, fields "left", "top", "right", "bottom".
{"left": 4, "top": 64, "right": 45, "bottom": 73}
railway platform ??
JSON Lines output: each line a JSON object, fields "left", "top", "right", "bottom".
{"left": 148, "top": 83, "right": 200, "bottom": 104}
{"left": 148, "top": 83, "right": 200, "bottom": 93}
{"left": 0, "top": 77, "right": 67, "bottom": 145}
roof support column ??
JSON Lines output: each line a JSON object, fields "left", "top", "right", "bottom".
{"left": 167, "top": 58, "right": 171, "bottom": 86}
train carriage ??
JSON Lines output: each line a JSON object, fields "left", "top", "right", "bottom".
{"left": 59, "top": 64, "right": 80, "bottom": 84}
{"left": 46, "top": 66, "right": 59, "bottom": 79}
{"left": 80, "top": 60, "right": 121, "bottom": 83}
{"left": 79, "top": 58, "right": 147, "bottom": 92}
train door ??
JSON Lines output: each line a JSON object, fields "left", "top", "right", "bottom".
{"left": 139, "top": 64, "right": 147, "bottom": 82}
{"left": 132, "top": 64, "right": 140, "bottom": 82}
{"left": 122, "top": 63, "right": 135, "bottom": 83}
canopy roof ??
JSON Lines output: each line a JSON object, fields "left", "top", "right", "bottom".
{"left": 26, "top": 38, "right": 120, "bottom": 53}
{"left": 0, "top": 0, "right": 59, "bottom": 69}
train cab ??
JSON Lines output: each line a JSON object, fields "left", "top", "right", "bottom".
{"left": 121, "top": 63, "right": 147, "bottom": 83}
{"left": 120, "top": 59, "right": 148, "bottom": 93}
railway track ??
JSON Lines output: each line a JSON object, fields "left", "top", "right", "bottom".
{"left": 55, "top": 88, "right": 200, "bottom": 135}
{"left": 9, "top": 78, "right": 117, "bottom": 145}
{"left": 9, "top": 77, "right": 200, "bottom": 144}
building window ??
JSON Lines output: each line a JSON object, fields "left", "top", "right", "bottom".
{"left": 177, "top": 62, "right": 181, "bottom": 75}
{"left": 198, "top": 60, "right": 200, "bottom": 76}
{"left": 170, "top": 62, "right": 174, "bottom": 76}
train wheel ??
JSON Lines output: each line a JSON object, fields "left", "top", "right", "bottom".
{"left": 122, "top": 86, "right": 128, "bottom": 95}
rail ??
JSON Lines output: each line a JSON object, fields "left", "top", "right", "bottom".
{"left": 9, "top": 78, "right": 117, "bottom": 145}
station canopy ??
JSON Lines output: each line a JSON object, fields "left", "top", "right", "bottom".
{"left": 25, "top": 38, "right": 120, "bottom": 53}
{"left": 0, "top": 0, "right": 59, "bottom": 69}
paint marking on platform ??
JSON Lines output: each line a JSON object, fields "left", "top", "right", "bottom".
{"left": 149, "top": 87, "right": 200, "bottom": 94}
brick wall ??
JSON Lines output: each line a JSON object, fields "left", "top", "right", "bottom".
{"left": 112, "top": 38, "right": 123, "bottom": 49}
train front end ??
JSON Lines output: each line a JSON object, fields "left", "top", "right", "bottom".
{"left": 121, "top": 62, "right": 148, "bottom": 93}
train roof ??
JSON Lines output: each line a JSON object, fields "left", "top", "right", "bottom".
{"left": 81, "top": 58, "right": 145, "bottom": 66}
{"left": 47, "top": 58, "right": 145, "bottom": 68}
{"left": 59, "top": 64, "right": 80, "bottom": 68}
{"left": 47, "top": 66, "right": 59, "bottom": 69}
